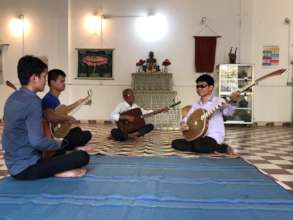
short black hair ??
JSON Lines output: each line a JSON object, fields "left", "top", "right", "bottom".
{"left": 48, "top": 69, "right": 66, "bottom": 86}
{"left": 122, "top": 88, "right": 133, "bottom": 97}
{"left": 196, "top": 74, "right": 214, "bottom": 86}
{"left": 17, "top": 55, "right": 47, "bottom": 86}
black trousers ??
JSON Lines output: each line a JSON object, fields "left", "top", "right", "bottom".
{"left": 12, "top": 127, "right": 92, "bottom": 180}
{"left": 172, "top": 136, "right": 228, "bottom": 153}
{"left": 55, "top": 127, "right": 92, "bottom": 155}
{"left": 111, "top": 124, "right": 154, "bottom": 141}
{"left": 13, "top": 151, "right": 90, "bottom": 180}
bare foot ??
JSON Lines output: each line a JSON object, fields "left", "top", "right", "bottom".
{"left": 227, "top": 146, "right": 238, "bottom": 156}
{"left": 128, "top": 132, "right": 139, "bottom": 140}
{"left": 76, "top": 145, "right": 95, "bottom": 153}
{"left": 213, "top": 151, "right": 226, "bottom": 156}
{"left": 55, "top": 168, "right": 87, "bottom": 178}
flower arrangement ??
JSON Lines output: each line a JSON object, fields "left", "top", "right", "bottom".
{"left": 136, "top": 59, "right": 145, "bottom": 72}
{"left": 162, "top": 59, "right": 171, "bottom": 73}
{"left": 162, "top": 59, "right": 171, "bottom": 66}
{"left": 136, "top": 59, "right": 145, "bottom": 66}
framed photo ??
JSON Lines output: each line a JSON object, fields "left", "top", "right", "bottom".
{"left": 77, "top": 48, "right": 114, "bottom": 79}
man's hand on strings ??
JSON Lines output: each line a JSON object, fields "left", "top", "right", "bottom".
{"left": 230, "top": 90, "right": 241, "bottom": 102}
{"left": 180, "top": 122, "right": 189, "bottom": 131}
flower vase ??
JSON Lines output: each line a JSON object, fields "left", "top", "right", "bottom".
{"left": 137, "top": 66, "right": 143, "bottom": 73}
{"left": 163, "top": 66, "right": 168, "bottom": 73}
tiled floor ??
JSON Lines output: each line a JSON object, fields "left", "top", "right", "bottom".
{"left": 0, "top": 123, "right": 293, "bottom": 193}
{"left": 225, "top": 125, "right": 293, "bottom": 192}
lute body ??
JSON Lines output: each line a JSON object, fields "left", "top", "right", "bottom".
{"left": 50, "top": 104, "right": 72, "bottom": 138}
{"left": 117, "top": 108, "right": 146, "bottom": 133}
{"left": 49, "top": 89, "right": 92, "bottom": 138}
{"left": 181, "top": 106, "right": 208, "bottom": 141}
{"left": 117, "top": 101, "right": 181, "bottom": 134}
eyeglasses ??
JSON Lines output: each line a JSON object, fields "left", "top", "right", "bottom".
{"left": 196, "top": 84, "right": 208, "bottom": 89}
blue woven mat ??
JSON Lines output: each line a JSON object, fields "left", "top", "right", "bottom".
{"left": 0, "top": 156, "right": 293, "bottom": 220}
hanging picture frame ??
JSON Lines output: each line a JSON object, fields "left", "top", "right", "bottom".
{"left": 77, "top": 48, "right": 114, "bottom": 79}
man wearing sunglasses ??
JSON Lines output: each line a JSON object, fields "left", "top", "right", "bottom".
{"left": 172, "top": 74, "right": 240, "bottom": 154}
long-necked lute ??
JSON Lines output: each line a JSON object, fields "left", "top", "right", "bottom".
{"left": 49, "top": 89, "right": 93, "bottom": 138}
{"left": 117, "top": 101, "right": 181, "bottom": 133}
{"left": 42, "top": 92, "right": 92, "bottom": 157}
{"left": 182, "top": 69, "right": 286, "bottom": 141}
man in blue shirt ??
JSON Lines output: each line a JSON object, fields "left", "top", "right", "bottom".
{"left": 2, "top": 55, "right": 89, "bottom": 180}
{"left": 172, "top": 74, "right": 240, "bottom": 154}
{"left": 42, "top": 69, "right": 92, "bottom": 152}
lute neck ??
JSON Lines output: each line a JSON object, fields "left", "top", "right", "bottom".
{"left": 201, "top": 99, "right": 226, "bottom": 120}
{"left": 68, "top": 89, "right": 92, "bottom": 115}
{"left": 201, "top": 84, "right": 250, "bottom": 120}
{"left": 201, "top": 68, "right": 286, "bottom": 120}
{"left": 142, "top": 109, "right": 162, "bottom": 118}
{"left": 142, "top": 101, "right": 181, "bottom": 119}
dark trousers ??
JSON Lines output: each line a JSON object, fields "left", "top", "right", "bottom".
{"left": 13, "top": 151, "right": 90, "bottom": 180}
{"left": 172, "top": 136, "right": 228, "bottom": 153}
{"left": 54, "top": 127, "right": 92, "bottom": 155}
{"left": 111, "top": 124, "right": 154, "bottom": 141}
{"left": 12, "top": 127, "right": 92, "bottom": 180}
{"left": 64, "top": 127, "right": 92, "bottom": 149}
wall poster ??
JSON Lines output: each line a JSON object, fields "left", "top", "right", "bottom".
{"left": 262, "top": 45, "right": 279, "bottom": 66}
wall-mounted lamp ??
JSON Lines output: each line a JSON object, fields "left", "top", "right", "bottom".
{"left": 284, "top": 17, "right": 293, "bottom": 82}
{"left": 284, "top": 17, "right": 291, "bottom": 25}
{"left": 84, "top": 13, "right": 103, "bottom": 35}
{"left": 10, "top": 15, "right": 26, "bottom": 38}
{"left": 10, "top": 14, "right": 29, "bottom": 55}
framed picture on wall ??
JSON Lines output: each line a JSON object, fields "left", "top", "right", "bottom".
{"left": 77, "top": 48, "right": 114, "bottom": 79}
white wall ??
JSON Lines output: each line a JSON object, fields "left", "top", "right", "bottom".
{"left": 0, "top": 0, "right": 292, "bottom": 122}
{"left": 68, "top": 0, "right": 241, "bottom": 119}
{"left": 240, "top": 0, "right": 293, "bottom": 122}
{"left": 0, "top": 0, "right": 69, "bottom": 114}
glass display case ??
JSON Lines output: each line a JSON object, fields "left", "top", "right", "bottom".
{"left": 217, "top": 64, "right": 254, "bottom": 124}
